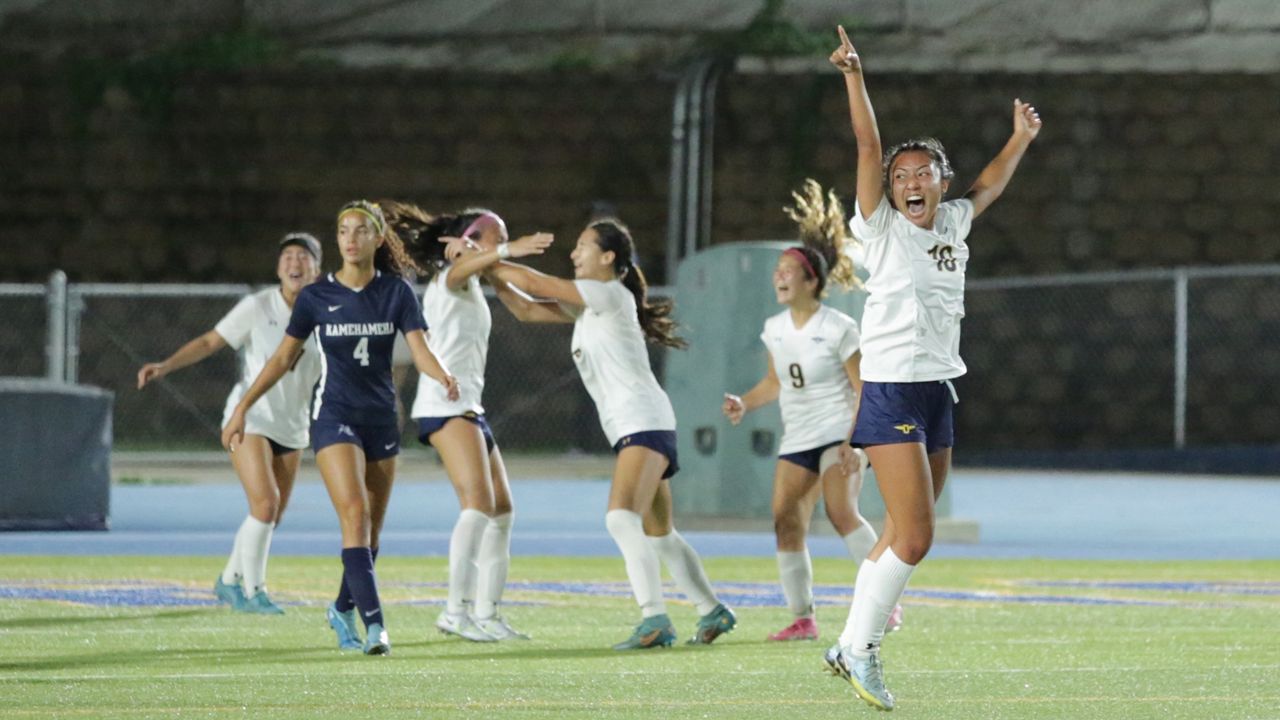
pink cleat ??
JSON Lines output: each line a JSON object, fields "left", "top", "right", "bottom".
{"left": 767, "top": 616, "right": 818, "bottom": 641}
{"left": 885, "top": 603, "right": 904, "bottom": 633}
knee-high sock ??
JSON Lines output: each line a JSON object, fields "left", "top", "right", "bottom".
{"left": 474, "top": 512, "right": 513, "bottom": 619}
{"left": 335, "top": 546, "right": 377, "bottom": 612}
{"left": 605, "top": 510, "right": 666, "bottom": 618}
{"left": 340, "top": 547, "right": 383, "bottom": 629}
{"left": 842, "top": 524, "right": 879, "bottom": 567}
{"left": 447, "top": 508, "right": 489, "bottom": 616}
{"left": 840, "top": 548, "right": 914, "bottom": 657}
{"left": 776, "top": 549, "right": 814, "bottom": 618}
{"left": 220, "top": 517, "right": 247, "bottom": 585}
{"left": 238, "top": 516, "right": 275, "bottom": 596}
{"left": 649, "top": 530, "right": 719, "bottom": 616}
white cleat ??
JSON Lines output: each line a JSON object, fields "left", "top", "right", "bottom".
{"left": 436, "top": 610, "right": 498, "bottom": 642}
{"left": 474, "top": 614, "right": 531, "bottom": 641}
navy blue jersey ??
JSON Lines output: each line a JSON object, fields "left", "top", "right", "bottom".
{"left": 286, "top": 271, "right": 426, "bottom": 426}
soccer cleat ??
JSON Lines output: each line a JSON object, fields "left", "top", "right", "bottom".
{"left": 885, "top": 604, "right": 904, "bottom": 633}
{"left": 612, "top": 614, "right": 677, "bottom": 650}
{"left": 823, "top": 644, "right": 895, "bottom": 711}
{"left": 363, "top": 623, "right": 390, "bottom": 656}
{"left": 767, "top": 616, "right": 818, "bottom": 641}
{"left": 474, "top": 614, "right": 531, "bottom": 641}
{"left": 326, "top": 602, "right": 363, "bottom": 651}
{"left": 213, "top": 577, "right": 247, "bottom": 610}
{"left": 436, "top": 610, "right": 497, "bottom": 642}
{"left": 686, "top": 603, "right": 737, "bottom": 645}
{"left": 238, "top": 590, "right": 285, "bottom": 615}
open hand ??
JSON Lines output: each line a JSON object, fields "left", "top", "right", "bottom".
{"left": 1013, "top": 98, "right": 1042, "bottom": 141}
{"left": 508, "top": 232, "right": 553, "bottom": 259}
{"left": 829, "top": 25, "right": 862, "bottom": 74}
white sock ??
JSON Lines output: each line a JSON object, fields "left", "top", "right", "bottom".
{"left": 776, "top": 549, "right": 814, "bottom": 618}
{"left": 447, "top": 508, "right": 489, "bottom": 616}
{"left": 843, "top": 548, "right": 915, "bottom": 658}
{"left": 473, "top": 512, "right": 513, "bottom": 619}
{"left": 839, "top": 555, "right": 877, "bottom": 648}
{"left": 649, "top": 530, "right": 719, "bottom": 616}
{"left": 605, "top": 510, "right": 666, "bottom": 618}
{"left": 238, "top": 515, "right": 275, "bottom": 596}
{"left": 220, "top": 521, "right": 245, "bottom": 586}
{"left": 842, "top": 524, "right": 879, "bottom": 567}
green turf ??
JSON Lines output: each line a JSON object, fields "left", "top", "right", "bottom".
{"left": 1, "top": 556, "right": 1277, "bottom": 719}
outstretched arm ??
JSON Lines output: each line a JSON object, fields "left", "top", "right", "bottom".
{"left": 489, "top": 275, "right": 575, "bottom": 323}
{"left": 722, "top": 353, "right": 782, "bottom": 425}
{"left": 443, "top": 232, "right": 553, "bottom": 291}
{"left": 489, "top": 261, "right": 585, "bottom": 308}
{"left": 965, "top": 99, "right": 1042, "bottom": 218}
{"left": 221, "top": 335, "right": 305, "bottom": 451}
{"left": 137, "top": 330, "right": 227, "bottom": 389}
{"left": 830, "top": 25, "right": 884, "bottom": 219}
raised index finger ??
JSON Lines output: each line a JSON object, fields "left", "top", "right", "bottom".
{"left": 837, "top": 25, "right": 853, "bottom": 51}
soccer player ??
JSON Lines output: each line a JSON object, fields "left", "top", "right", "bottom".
{"left": 488, "top": 219, "right": 737, "bottom": 650}
{"left": 138, "top": 232, "right": 323, "bottom": 615}
{"left": 381, "top": 201, "right": 551, "bottom": 642}
{"left": 721, "top": 180, "right": 894, "bottom": 642}
{"left": 822, "top": 26, "right": 1042, "bottom": 709}
{"left": 222, "top": 200, "right": 459, "bottom": 656}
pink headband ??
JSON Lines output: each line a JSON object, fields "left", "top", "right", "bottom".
{"left": 783, "top": 247, "right": 817, "bottom": 280}
{"left": 457, "top": 211, "right": 504, "bottom": 243}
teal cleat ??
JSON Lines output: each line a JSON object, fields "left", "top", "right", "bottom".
{"left": 363, "top": 623, "right": 390, "bottom": 656}
{"left": 824, "top": 644, "right": 895, "bottom": 711}
{"left": 612, "top": 614, "right": 676, "bottom": 650}
{"left": 240, "top": 590, "right": 285, "bottom": 615}
{"left": 686, "top": 603, "right": 737, "bottom": 645}
{"left": 326, "top": 602, "right": 363, "bottom": 651}
{"left": 213, "top": 577, "right": 246, "bottom": 610}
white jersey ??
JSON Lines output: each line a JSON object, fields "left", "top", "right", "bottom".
{"left": 850, "top": 195, "right": 973, "bottom": 382}
{"left": 565, "top": 279, "right": 676, "bottom": 446}
{"left": 411, "top": 270, "right": 489, "bottom": 418}
{"left": 217, "top": 287, "right": 321, "bottom": 448}
{"left": 761, "top": 305, "right": 861, "bottom": 454}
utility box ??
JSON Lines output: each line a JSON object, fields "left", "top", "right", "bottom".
{"left": 0, "top": 379, "right": 112, "bottom": 530}
{"left": 667, "top": 242, "right": 955, "bottom": 525}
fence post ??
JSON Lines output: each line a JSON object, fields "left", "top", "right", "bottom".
{"left": 46, "top": 270, "right": 67, "bottom": 383}
{"left": 65, "top": 286, "right": 84, "bottom": 383}
{"left": 1173, "top": 268, "right": 1188, "bottom": 450}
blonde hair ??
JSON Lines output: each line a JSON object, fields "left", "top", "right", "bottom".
{"left": 782, "top": 179, "right": 859, "bottom": 293}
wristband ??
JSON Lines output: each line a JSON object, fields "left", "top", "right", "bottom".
{"left": 497, "top": 244, "right": 512, "bottom": 260}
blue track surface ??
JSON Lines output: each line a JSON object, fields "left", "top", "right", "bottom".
{"left": 2, "top": 470, "right": 1277, "bottom": 559}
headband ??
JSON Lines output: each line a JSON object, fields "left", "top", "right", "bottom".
{"left": 456, "top": 211, "right": 504, "bottom": 243}
{"left": 783, "top": 247, "right": 818, "bottom": 280}
{"left": 338, "top": 206, "right": 385, "bottom": 234}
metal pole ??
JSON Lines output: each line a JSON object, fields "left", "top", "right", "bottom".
{"left": 666, "top": 65, "right": 693, "bottom": 285}
{"left": 1173, "top": 269, "right": 1188, "bottom": 450}
{"left": 65, "top": 287, "right": 84, "bottom": 383}
{"left": 46, "top": 270, "right": 67, "bottom": 383}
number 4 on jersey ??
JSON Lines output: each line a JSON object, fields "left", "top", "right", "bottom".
{"left": 353, "top": 337, "right": 370, "bottom": 367}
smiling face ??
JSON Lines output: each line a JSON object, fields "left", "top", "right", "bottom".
{"left": 889, "top": 149, "right": 950, "bottom": 229}
{"left": 773, "top": 252, "right": 818, "bottom": 306}
{"left": 336, "top": 211, "right": 383, "bottom": 266}
{"left": 276, "top": 245, "right": 318, "bottom": 294}
{"left": 569, "top": 228, "right": 615, "bottom": 280}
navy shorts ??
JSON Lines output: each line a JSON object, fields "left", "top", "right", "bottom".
{"left": 311, "top": 420, "right": 400, "bottom": 461}
{"left": 613, "top": 431, "right": 679, "bottom": 480}
{"left": 416, "top": 412, "right": 496, "bottom": 454}
{"left": 851, "top": 380, "right": 956, "bottom": 454}
{"left": 778, "top": 439, "right": 845, "bottom": 474}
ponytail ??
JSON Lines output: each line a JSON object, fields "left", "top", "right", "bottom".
{"left": 590, "top": 219, "right": 687, "bottom": 350}
{"left": 783, "top": 179, "right": 860, "bottom": 294}
{"left": 339, "top": 200, "right": 423, "bottom": 278}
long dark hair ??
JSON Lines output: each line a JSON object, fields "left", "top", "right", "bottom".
{"left": 380, "top": 201, "right": 500, "bottom": 280}
{"left": 882, "top": 136, "right": 955, "bottom": 205}
{"left": 782, "top": 179, "right": 859, "bottom": 295}
{"left": 590, "top": 219, "right": 686, "bottom": 350}
{"left": 337, "top": 200, "right": 421, "bottom": 278}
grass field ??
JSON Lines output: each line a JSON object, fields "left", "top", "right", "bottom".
{"left": 1, "top": 556, "right": 1277, "bottom": 719}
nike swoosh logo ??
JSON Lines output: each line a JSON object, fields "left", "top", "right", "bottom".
{"left": 328, "top": 305, "right": 341, "bottom": 312}
{"left": 364, "top": 608, "right": 380, "bottom": 617}
{"left": 640, "top": 629, "right": 662, "bottom": 646}
{"left": 383, "top": 443, "right": 396, "bottom": 450}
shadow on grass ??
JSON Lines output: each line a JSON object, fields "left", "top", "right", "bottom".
{"left": 0, "top": 608, "right": 213, "bottom": 630}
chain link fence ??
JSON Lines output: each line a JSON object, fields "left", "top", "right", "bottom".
{"left": 6, "top": 266, "right": 1278, "bottom": 457}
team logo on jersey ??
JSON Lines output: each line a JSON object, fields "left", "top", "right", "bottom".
{"left": 328, "top": 305, "right": 342, "bottom": 312}
{"left": 893, "top": 423, "right": 917, "bottom": 434}
{"left": 338, "top": 424, "right": 355, "bottom": 436}
{"left": 811, "top": 336, "right": 825, "bottom": 343}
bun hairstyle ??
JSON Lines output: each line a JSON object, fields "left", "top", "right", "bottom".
{"left": 588, "top": 218, "right": 687, "bottom": 350}
{"left": 338, "top": 199, "right": 422, "bottom": 277}
{"left": 379, "top": 201, "right": 501, "bottom": 279}
{"left": 782, "top": 179, "right": 859, "bottom": 295}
